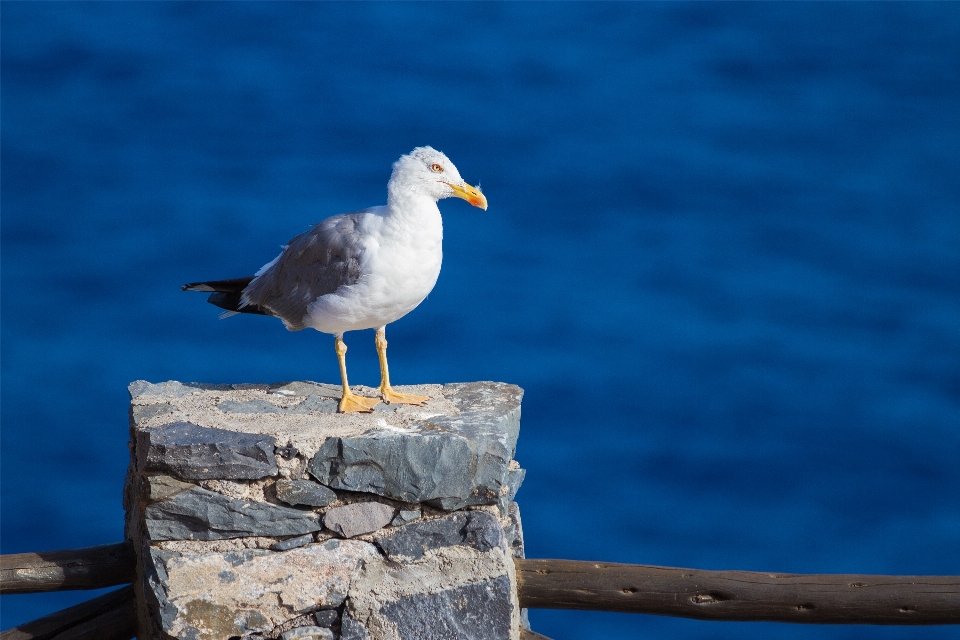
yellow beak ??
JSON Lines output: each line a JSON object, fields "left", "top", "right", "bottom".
{"left": 446, "top": 181, "right": 488, "bottom": 210}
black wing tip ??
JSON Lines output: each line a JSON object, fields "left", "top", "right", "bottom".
{"left": 207, "top": 291, "right": 271, "bottom": 316}
{"left": 182, "top": 277, "right": 255, "bottom": 293}
{"left": 182, "top": 277, "right": 268, "bottom": 316}
{"left": 182, "top": 282, "right": 215, "bottom": 292}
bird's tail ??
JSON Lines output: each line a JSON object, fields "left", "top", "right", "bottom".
{"left": 181, "top": 277, "right": 270, "bottom": 317}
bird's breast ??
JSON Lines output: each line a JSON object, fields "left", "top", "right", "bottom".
{"left": 367, "top": 212, "right": 443, "bottom": 307}
{"left": 303, "top": 205, "right": 443, "bottom": 334}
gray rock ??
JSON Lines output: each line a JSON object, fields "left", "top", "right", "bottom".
{"left": 313, "top": 609, "right": 339, "bottom": 628}
{"left": 218, "top": 392, "right": 341, "bottom": 415}
{"left": 131, "top": 402, "right": 175, "bottom": 422}
{"left": 340, "top": 612, "right": 368, "bottom": 640}
{"left": 276, "top": 445, "right": 300, "bottom": 460}
{"left": 145, "top": 486, "right": 322, "bottom": 540}
{"left": 145, "top": 541, "right": 376, "bottom": 639}
{"left": 374, "top": 511, "right": 504, "bottom": 563}
{"left": 498, "top": 464, "right": 526, "bottom": 514}
{"left": 145, "top": 475, "right": 195, "bottom": 502}
{"left": 272, "top": 381, "right": 342, "bottom": 398}
{"left": 137, "top": 421, "right": 278, "bottom": 480}
{"left": 344, "top": 506, "right": 518, "bottom": 640}
{"left": 308, "top": 382, "right": 523, "bottom": 510}
{"left": 217, "top": 399, "right": 283, "bottom": 414}
{"left": 276, "top": 479, "right": 338, "bottom": 508}
{"left": 289, "top": 395, "right": 339, "bottom": 414}
{"left": 390, "top": 507, "right": 422, "bottom": 527}
{"left": 372, "top": 402, "right": 398, "bottom": 413}
{"left": 380, "top": 576, "right": 513, "bottom": 640}
{"left": 281, "top": 627, "right": 334, "bottom": 640}
{"left": 130, "top": 380, "right": 224, "bottom": 399}
{"left": 271, "top": 533, "right": 316, "bottom": 551}
{"left": 504, "top": 501, "right": 525, "bottom": 559}
{"left": 324, "top": 502, "right": 395, "bottom": 538}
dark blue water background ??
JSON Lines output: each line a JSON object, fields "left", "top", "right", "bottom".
{"left": 2, "top": 3, "right": 958, "bottom": 638}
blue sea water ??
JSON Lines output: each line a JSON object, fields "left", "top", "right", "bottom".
{"left": 2, "top": 3, "right": 958, "bottom": 638}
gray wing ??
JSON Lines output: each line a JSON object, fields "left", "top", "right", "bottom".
{"left": 242, "top": 211, "right": 369, "bottom": 331}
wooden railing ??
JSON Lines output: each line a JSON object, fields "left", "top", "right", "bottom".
{"left": 2, "top": 543, "right": 959, "bottom": 639}
{"left": 0, "top": 586, "right": 136, "bottom": 640}
{"left": 1, "top": 544, "right": 135, "bottom": 595}
{"left": 515, "top": 559, "right": 960, "bottom": 625}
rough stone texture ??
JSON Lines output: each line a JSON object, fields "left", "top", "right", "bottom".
{"left": 309, "top": 382, "right": 523, "bottom": 510}
{"left": 503, "top": 502, "right": 525, "bottom": 560}
{"left": 132, "top": 403, "right": 176, "bottom": 422}
{"left": 145, "top": 475, "right": 196, "bottom": 502}
{"left": 271, "top": 533, "right": 316, "bottom": 551}
{"left": 272, "top": 381, "right": 342, "bottom": 398}
{"left": 374, "top": 511, "right": 503, "bottom": 563}
{"left": 346, "top": 511, "right": 520, "bottom": 640}
{"left": 276, "top": 445, "right": 300, "bottom": 460}
{"left": 281, "top": 627, "right": 335, "bottom": 640}
{"left": 276, "top": 479, "right": 338, "bottom": 507}
{"left": 499, "top": 463, "right": 526, "bottom": 515}
{"left": 372, "top": 403, "right": 399, "bottom": 413}
{"left": 145, "top": 540, "right": 376, "bottom": 640}
{"left": 313, "top": 610, "right": 339, "bottom": 628}
{"left": 130, "top": 380, "right": 225, "bottom": 399}
{"left": 218, "top": 399, "right": 283, "bottom": 414}
{"left": 390, "top": 507, "right": 421, "bottom": 527}
{"left": 126, "top": 380, "right": 527, "bottom": 640}
{"left": 380, "top": 576, "right": 513, "bottom": 640}
{"left": 340, "top": 614, "right": 369, "bottom": 640}
{"left": 128, "top": 380, "right": 460, "bottom": 460}
{"left": 324, "top": 502, "right": 396, "bottom": 539}
{"left": 218, "top": 394, "right": 343, "bottom": 416}
{"left": 290, "top": 395, "right": 339, "bottom": 414}
{"left": 137, "top": 421, "right": 278, "bottom": 480}
{"left": 145, "top": 485, "right": 323, "bottom": 540}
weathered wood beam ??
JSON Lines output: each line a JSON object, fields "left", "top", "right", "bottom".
{"left": 0, "top": 585, "right": 135, "bottom": 640}
{"left": 516, "top": 559, "right": 960, "bottom": 625}
{"left": 0, "top": 543, "right": 135, "bottom": 595}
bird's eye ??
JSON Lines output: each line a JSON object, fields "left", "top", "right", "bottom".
{"left": 430, "top": 163, "right": 443, "bottom": 173}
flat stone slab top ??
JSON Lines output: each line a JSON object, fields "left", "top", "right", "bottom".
{"left": 130, "top": 380, "right": 523, "bottom": 510}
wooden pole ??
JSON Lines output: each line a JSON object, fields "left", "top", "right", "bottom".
{"left": 0, "top": 543, "right": 135, "bottom": 595}
{"left": 0, "top": 585, "right": 135, "bottom": 640}
{"left": 515, "top": 559, "right": 960, "bottom": 625}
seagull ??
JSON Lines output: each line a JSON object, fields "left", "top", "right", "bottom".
{"left": 182, "top": 147, "right": 487, "bottom": 413}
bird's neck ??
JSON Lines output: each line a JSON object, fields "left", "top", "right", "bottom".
{"left": 385, "top": 186, "right": 440, "bottom": 221}
{"left": 381, "top": 187, "right": 443, "bottom": 247}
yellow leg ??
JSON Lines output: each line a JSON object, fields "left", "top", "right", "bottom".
{"left": 376, "top": 327, "right": 429, "bottom": 406}
{"left": 335, "top": 335, "right": 379, "bottom": 413}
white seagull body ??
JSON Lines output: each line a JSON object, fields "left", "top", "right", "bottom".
{"left": 279, "top": 199, "right": 443, "bottom": 336}
{"left": 183, "top": 146, "right": 487, "bottom": 412}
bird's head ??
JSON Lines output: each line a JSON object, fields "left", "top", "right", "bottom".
{"left": 389, "top": 146, "right": 488, "bottom": 210}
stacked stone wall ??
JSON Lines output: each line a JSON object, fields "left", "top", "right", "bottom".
{"left": 124, "top": 380, "right": 527, "bottom": 640}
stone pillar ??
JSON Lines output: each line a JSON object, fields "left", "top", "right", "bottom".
{"left": 124, "top": 380, "right": 527, "bottom": 640}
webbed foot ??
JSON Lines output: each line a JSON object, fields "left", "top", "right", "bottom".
{"left": 380, "top": 386, "right": 429, "bottom": 406}
{"left": 338, "top": 391, "right": 380, "bottom": 413}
